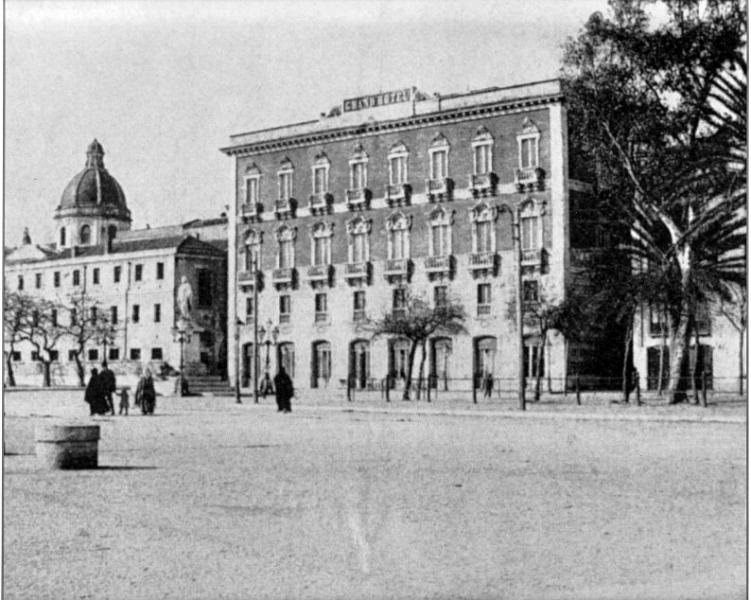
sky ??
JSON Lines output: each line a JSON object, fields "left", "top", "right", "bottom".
{"left": 4, "top": 0, "right": 610, "bottom": 248}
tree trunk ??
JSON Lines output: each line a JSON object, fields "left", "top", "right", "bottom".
{"left": 534, "top": 333, "right": 545, "bottom": 402}
{"left": 402, "top": 341, "right": 419, "bottom": 401}
{"left": 621, "top": 320, "right": 633, "bottom": 404}
{"left": 740, "top": 327, "right": 745, "bottom": 397}
{"left": 74, "top": 352, "right": 85, "bottom": 387}
{"left": 690, "top": 319, "right": 699, "bottom": 405}
{"left": 667, "top": 310, "right": 691, "bottom": 404}
{"left": 657, "top": 311, "right": 667, "bottom": 394}
{"left": 5, "top": 353, "right": 16, "bottom": 387}
{"left": 42, "top": 361, "right": 52, "bottom": 387}
{"left": 416, "top": 341, "right": 427, "bottom": 401}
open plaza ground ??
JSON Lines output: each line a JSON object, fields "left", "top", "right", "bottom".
{"left": 3, "top": 389, "right": 746, "bottom": 600}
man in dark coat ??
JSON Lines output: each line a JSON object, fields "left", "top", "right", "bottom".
{"left": 100, "top": 361, "right": 117, "bottom": 415}
{"left": 273, "top": 366, "right": 294, "bottom": 413}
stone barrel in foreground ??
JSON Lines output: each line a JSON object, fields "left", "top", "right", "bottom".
{"left": 35, "top": 423, "right": 100, "bottom": 469}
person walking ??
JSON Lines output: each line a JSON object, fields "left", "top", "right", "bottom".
{"left": 273, "top": 366, "right": 294, "bottom": 413}
{"left": 84, "top": 368, "right": 108, "bottom": 416}
{"left": 136, "top": 369, "right": 157, "bottom": 415}
{"left": 100, "top": 361, "right": 117, "bottom": 415}
{"left": 118, "top": 387, "right": 130, "bottom": 416}
{"left": 483, "top": 372, "right": 494, "bottom": 399}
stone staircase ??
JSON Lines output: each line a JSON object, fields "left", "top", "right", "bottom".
{"left": 186, "top": 375, "right": 235, "bottom": 396}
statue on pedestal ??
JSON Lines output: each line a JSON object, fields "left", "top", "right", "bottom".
{"left": 177, "top": 276, "right": 193, "bottom": 322}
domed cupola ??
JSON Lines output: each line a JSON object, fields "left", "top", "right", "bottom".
{"left": 54, "top": 139, "right": 132, "bottom": 249}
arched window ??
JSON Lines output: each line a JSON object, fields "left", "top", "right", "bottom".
{"left": 312, "top": 152, "right": 330, "bottom": 195}
{"left": 519, "top": 199, "right": 545, "bottom": 263}
{"left": 59, "top": 227, "right": 66, "bottom": 247}
{"left": 428, "top": 133, "right": 450, "bottom": 180}
{"left": 388, "top": 142, "right": 409, "bottom": 186}
{"left": 277, "top": 158, "right": 294, "bottom": 201}
{"left": 428, "top": 206, "right": 453, "bottom": 257}
{"left": 469, "top": 202, "right": 497, "bottom": 253}
{"left": 349, "top": 144, "right": 368, "bottom": 191}
{"left": 472, "top": 126, "right": 494, "bottom": 175}
{"left": 244, "top": 163, "right": 262, "bottom": 207}
{"left": 517, "top": 118, "right": 541, "bottom": 170}
{"left": 310, "top": 222, "right": 334, "bottom": 266}
{"left": 385, "top": 211, "right": 411, "bottom": 260}
{"left": 346, "top": 216, "right": 371, "bottom": 263}
{"left": 275, "top": 225, "right": 296, "bottom": 269}
{"left": 79, "top": 224, "right": 91, "bottom": 245}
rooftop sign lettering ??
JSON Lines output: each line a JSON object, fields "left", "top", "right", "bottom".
{"left": 343, "top": 87, "right": 412, "bottom": 113}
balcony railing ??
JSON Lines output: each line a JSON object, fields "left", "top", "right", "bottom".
{"left": 314, "top": 312, "right": 328, "bottom": 324}
{"left": 514, "top": 167, "right": 546, "bottom": 191}
{"left": 279, "top": 313, "right": 291, "bottom": 324}
{"left": 307, "top": 264, "right": 331, "bottom": 282}
{"left": 274, "top": 197, "right": 297, "bottom": 219}
{"left": 353, "top": 309, "right": 366, "bottom": 322}
{"left": 470, "top": 172, "right": 498, "bottom": 196}
{"left": 345, "top": 188, "right": 372, "bottom": 210}
{"left": 384, "top": 258, "right": 410, "bottom": 276}
{"left": 309, "top": 192, "right": 333, "bottom": 214}
{"left": 393, "top": 308, "right": 407, "bottom": 319}
{"left": 240, "top": 202, "right": 261, "bottom": 218}
{"left": 426, "top": 177, "right": 454, "bottom": 200}
{"left": 344, "top": 262, "right": 369, "bottom": 279}
{"left": 424, "top": 255, "right": 452, "bottom": 274}
{"left": 272, "top": 267, "right": 295, "bottom": 285}
{"left": 237, "top": 270, "right": 257, "bottom": 283}
{"left": 521, "top": 249, "right": 543, "bottom": 266}
{"left": 469, "top": 252, "right": 496, "bottom": 270}
{"left": 477, "top": 304, "right": 491, "bottom": 316}
{"left": 385, "top": 183, "right": 412, "bottom": 206}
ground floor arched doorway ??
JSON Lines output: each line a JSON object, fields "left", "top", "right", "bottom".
{"left": 473, "top": 336, "right": 497, "bottom": 389}
{"left": 311, "top": 340, "right": 331, "bottom": 388}
{"left": 349, "top": 339, "right": 370, "bottom": 389}
{"left": 430, "top": 337, "right": 452, "bottom": 389}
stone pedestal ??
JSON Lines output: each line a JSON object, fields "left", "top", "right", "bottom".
{"left": 35, "top": 423, "right": 100, "bottom": 469}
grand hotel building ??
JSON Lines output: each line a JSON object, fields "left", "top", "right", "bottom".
{"left": 222, "top": 79, "right": 600, "bottom": 393}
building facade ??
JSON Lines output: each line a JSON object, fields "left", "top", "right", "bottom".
{"left": 5, "top": 141, "right": 228, "bottom": 387}
{"left": 223, "top": 80, "right": 598, "bottom": 394}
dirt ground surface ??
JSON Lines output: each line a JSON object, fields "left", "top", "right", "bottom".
{"left": 3, "top": 390, "right": 746, "bottom": 600}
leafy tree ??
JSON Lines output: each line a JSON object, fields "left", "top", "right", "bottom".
{"left": 368, "top": 290, "right": 467, "bottom": 400}
{"left": 58, "top": 291, "right": 117, "bottom": 386}
{"left": 562, "top": 0, "right": 746, "bottom": 403}
{"left": 3, "top": 289, "right": 36, "bottom": 387}
{"left": 17, "top": 296, "right": 66, "bottom": 387}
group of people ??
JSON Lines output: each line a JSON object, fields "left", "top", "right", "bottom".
{"left": 84, "top": 363, "right": 156, "bottom": 416}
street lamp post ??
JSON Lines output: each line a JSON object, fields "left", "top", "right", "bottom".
{"left": 171, "top": 318, "right": 193, "bottom": 397}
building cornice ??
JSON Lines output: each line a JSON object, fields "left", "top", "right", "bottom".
{"left": 221, "top": 94, "right": 564, "bottom": 158}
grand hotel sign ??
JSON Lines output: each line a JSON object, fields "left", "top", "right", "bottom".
{"left": 343, "top": 87, "right": 413, "bottom": 113}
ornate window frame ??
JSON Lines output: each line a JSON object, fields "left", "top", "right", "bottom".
{"left": 243, "top": 163, "right": 262, "bottom": 205}
{"left": 346, "top": 216, "right": 372, "bottom": 263}
{"left": 428, "top": 206, "right": 454, "bottom": 257}
{"left": 275, "top": 224, "right": 297, "bottom": 268}
{"left": 349, "top": 144, "right": 369, "bottom": 190}
{"left": 385, "top": 210, "right": 412, "bottom": 260}
{"left": 516, "top": 118, "right": 541, "bottom": 170}
{"left": 388, "top": 142, "right": 409, "bottom": 186}
{"left": 519, "top": 197, "right": 545, "bottom": 251}
{"left": 311, "top": 152, "right": 330, "bottom": 195}
{"left": 472, "top": 126, "right": 494, "bottom": 175}
{"left": 469, "top": 201, "right": 497, "bottom": 253}
{"left": 243, "top": 229, "right": 263, "bottom": 271}
{"left": 309, "top": 221, "right": 334, "bottom": 266}
{"left": 428, "top": 133, "right": 450, "bottom": 180}
{"left": 277, "top": 157, "right": 295, "bottom": 200}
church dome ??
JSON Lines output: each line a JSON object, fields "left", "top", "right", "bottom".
{"left": 57, "top": 140, "right": 130, "bottom": 219}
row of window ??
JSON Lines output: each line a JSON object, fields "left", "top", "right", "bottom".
{"left": 245, "top": 282, "right": 540, "bottom": 322}
{"left": 16, "top": 262, "right": 165, "bottom": 291}
{"left": 59, "top": 223, "right": 118, "bottom": 247}
{"left": 242, "top": 121, "right": 542, "bottom": 206}
{"left": 10, "top": 347, "right": 164, "bottom": 363}
{"left": 242, "top": 203, "right": 542, "bottom": 271}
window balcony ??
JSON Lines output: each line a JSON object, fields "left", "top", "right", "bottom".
{"left": 274, "top": 197, "right": 297, "bottom": 219}
{"left": 514, "top": 167, "right": 546, "bottom": 192}
{"left": 477, "top": 304, "right": 491, "bottom": 316}
{"left": 384, "top": 258, "right": 410, "bottom": 277}
{"left": 386, "top": 183, "right": 412, "bottom": 207}
{"left": 470, "top": 172, "right": 498, "bottom": 197}
{"left": 426, "top": 177, "right": 454, "bottom": 202}
{"left": 314, "top": 311, "right": 329, "bottom": 324}
{"left": 424, "top": 255, "right": 452, "bottom": 275}
{"left": 237, "top": 270, "right": 258, "bottom": 284}
{"left": 272, "top": 267, "right": 295, "bottom": 285}
{"left": 309, "top": 192, "right": 333, "bottom": 215}
{"left": 353, "top": 309, "right": 366, "bottom": 322}
{"left": 344, "top": 262, "right": 370, "bottom": 281}
{"left": 240, "top": 202, "right": 262, "bottom": 219}
{"left": 345, "top": 188, "right": 372, "bottom": 211}
{"left": 279, "top": 313, "right": 291, "bottom": 324}
{"left": 307, "top": 264, "right": 332, "bottom": 284}
{"left": 393, "top": 308, "right": 407, "bottom": 319}
{"left": 521, "top": 248, "right": 544, "bottom": 266}
{"left": 469, "top": 252, "right": 497, "bottom": 270}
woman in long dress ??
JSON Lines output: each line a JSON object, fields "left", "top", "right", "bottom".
{"left": 84, "top": 368, "right": 108, "bottom": 416}
{"left": 136, "top": 369, "right": 156, "bottom": 415}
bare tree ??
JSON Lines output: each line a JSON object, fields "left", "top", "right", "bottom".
{"left": 17, "top": 297, "right": 66, "bottom": 387}
{"left": 368, "top": 291, "right": 466, "bottom": 401}
{"left": 3, "top": 289, "right": 36, "bottom": 387}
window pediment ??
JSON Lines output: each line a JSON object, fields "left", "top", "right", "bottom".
{"left": 278, "top": 157, "right": 294, "bottom": 173}
{"left": 386, "top": 211, "right": 412, "bottom": 231}
{"left": 469, "top": 201, "right": 497, "bottom": 223}
{"left": 429, "top": 132, "right": 450, "bottom": 149}
{"left": 313, "top": 152, "right": 330, "bottom": 166}
{"left": 311, "top": 221, "right": 334, "bottom": 238}
{"left": 472, "top": 126, "right": 494, "bottom": 145}
{"left": 428, "top": 206, "right": 454, "bottom": 225}
{"left": 350, "top": 144, "right": 369, "bottom": 162}
{"left": 244, "top": 229, "right": 263, "bottom": 245}
{"left": 245, "top": 162, "right": 261, "bottom": 175}
{"left": 388, "top": 141, "right": 409, "bottom": 156}
{"left": 347, "top": 216, "right": 372, "bottom": 235}
{"left": 275, "top": 225, "right": 297, "bottom": 242}
{"left": 518, "top": 118, "right": 540, "bottom": 137}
